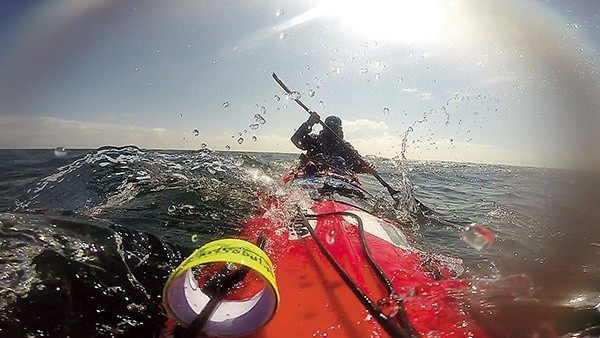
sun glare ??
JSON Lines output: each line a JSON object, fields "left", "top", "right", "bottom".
{"left": 317, "top": 0, "right": 459, "bottom": 44}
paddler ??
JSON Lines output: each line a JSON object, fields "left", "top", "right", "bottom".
{"left": 291, "top": 111, "right": 376, "bottom": 176}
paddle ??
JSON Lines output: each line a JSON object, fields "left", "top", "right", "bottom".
{"left": 272, "top": 72, "right": 427, "bottom": 211}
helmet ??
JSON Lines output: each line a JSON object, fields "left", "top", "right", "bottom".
{"left": 324, "top": 115, "right": 342, "bottom": 128}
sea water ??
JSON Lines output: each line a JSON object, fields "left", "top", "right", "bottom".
{"left": 0, "top": 147, "right": 598, "bottom": 337}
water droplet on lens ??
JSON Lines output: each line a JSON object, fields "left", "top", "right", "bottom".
{"left": 54, "top": 147, "right": 67, "bottom": 157}
{"left": 237, "top": 137, "right": 244, "bottom": 145}
{"left": 274, "top": 94, "right": 281, "bottom": 101}
{"left": 374, "top": 73, "right": 380, "bottom": 79}
{"left": 573, "top": 23, "right": 579, "bottom": 29}
{"left": 179, "top": 113, "right": 183, "bottom": 118}
{"left": 359, "top": 68, "right": 368, "bottom": 74}
{"left": 377, "top": 297, "right": 399, "bottom": 317}
{"left": 326, "top": 229, "right": 336, "bottom": 244}
{"left": 191, "top": 234, "right": 199, "bottom": 242}
{"left": 422, "top": 51, "right": 431, "bottom": 58}
{"left": 260, "top": 106, "right": 266, "bottom": 114}
{"left": 461, "top": 223, "right": 495, "bottom": 250}
{"left": 168, "top": 205, "right": 176, "bottom": 213}
{"left": 127, "top": 303, "right": 147, "bottom": 312}
{"left": 383, "top": 107, "right": 389, "bottom": 115}
{"left": 279, "top": 32, "right": 288, "bottom": 39}
{"left": 252, "top": 136, "right": 257, "bottom": 142}
{"left": 319, "top": 100, "right": 325, "bottom": 107}
{"left": 286, "top": 91, "right": 301, "bottom": 100}
{"left": 249, "top": 123, "right": 260, "bottom": 130}
{"left": 254, "top": 114, "right": 266, "bottom": 124}
{"left": 225, "top": 145, "right": 231, "bottom": 150}
{"left": 223, "top": 102, "right": 230, "bottom": 108}
{"left": 193, "top": 129, "right": 199, "bottom": 136}
{"left": 275, "top": 9, "right": 285, "bottom": 17}
{"left": 135, "top": 66, "right": 141, "bottom": 72}
{"left": 201, "top": 142, "right": 208, "bottom": 149}
{"left": 308, "top": 89, "right": 315, "bottom": 97}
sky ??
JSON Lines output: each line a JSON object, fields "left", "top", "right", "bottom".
{"left": 0, "top": 0, "right": 599, "bottom": 169}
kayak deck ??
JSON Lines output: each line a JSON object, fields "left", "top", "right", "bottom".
{"left": 237, "top": 198, "right": 487, "bottom": 337}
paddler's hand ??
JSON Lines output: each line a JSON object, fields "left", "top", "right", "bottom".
{"left": 364, "top": 161, "right": 377, "bottom": 174}
{"left": 307, "top": 111, "right": 321, "bottom": 125}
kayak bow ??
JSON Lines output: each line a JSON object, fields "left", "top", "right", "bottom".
{"left": 162, "top": 171, "right": 491, "bottom": 337}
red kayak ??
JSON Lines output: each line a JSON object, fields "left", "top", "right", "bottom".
{"left": 162, "top": 170, "right": 490, "bottom": 337}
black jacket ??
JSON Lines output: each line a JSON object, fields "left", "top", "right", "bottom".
{"left": 291, "top": 121, "right": 370, "bottom": 174}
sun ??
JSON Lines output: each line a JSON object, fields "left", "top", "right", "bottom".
{"left": 316, "top": 0, "right": 460, "bottom": 44}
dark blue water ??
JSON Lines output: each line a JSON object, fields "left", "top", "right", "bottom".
{"left": 0, "top": 147, "right": 598, "bottom": 337}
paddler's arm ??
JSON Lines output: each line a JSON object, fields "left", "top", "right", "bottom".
{"left": 343, "top": 141, "right": 376, "bottom": 174}
{"left": 291, "top": 111, "right": 321, "bottom": 150}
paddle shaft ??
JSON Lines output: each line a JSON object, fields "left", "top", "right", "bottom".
{"left": 272, "top": 72, "right": 332, "bottom": 133}
{"left": 372, "top": 171, "right": 401, "bottom": 197}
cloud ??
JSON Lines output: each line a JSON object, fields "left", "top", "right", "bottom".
{"left": 0, "top": 115, "right": 554, "bottom": 167}
{"left": 343, "top": 119, "right": 389, "bottom": 134}
{"left": 221, "top": 132, "right": 299, "bottom": 154}
{"left": 406, "top": 139, "right": 539, "bottom": 167}
{"left": 348, "top": 134, "right": 540, "bottom": 167}
{"left": 0, "top": 115, "right": 301, "bottom": 154}
{"left": 0, "top": 115, "right": 205, "bottom": 150}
